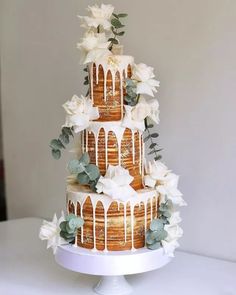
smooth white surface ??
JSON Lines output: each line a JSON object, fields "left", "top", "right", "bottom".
{"left": 55, "top": 244, "right": 171, "bottom": 276}
{"left": 0, "top": 218, "right": 236, "bottom": 295}
{"left": 94, "top": 276, "right": 133, "bottom": 295}
{"left": 1, "top": 0, "right": 236, "bottom": 261}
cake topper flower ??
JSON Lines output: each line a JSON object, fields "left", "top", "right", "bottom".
{"left": 77, "top": 32, "right": 111, "bottom": 64}
{"left": 39, "top": 212, "right": 68, "bottom": 254}
{"left": 122, "top": 96, "right": 160, "bottom": 131}
{"left": 63, "top": 95, "right": 99, "bottom": 133}
{"left": 132, "top": 63, "right": 160, "bottom": 97}
{"left": 96, "top": 165, "right": 137, "bottom": 201}
{"left": 79, "top": 4, "right": 114, "bottom": 31}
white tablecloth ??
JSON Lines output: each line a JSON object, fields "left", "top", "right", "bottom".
{"left": 0, "top": 218, "right": 235, "bottom": 295}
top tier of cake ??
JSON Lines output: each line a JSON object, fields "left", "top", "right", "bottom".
{"left": 89, "top": 55, "right": 134, "bottom": 121}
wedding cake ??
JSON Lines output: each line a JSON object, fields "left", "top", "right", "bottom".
{"left": 39, "top": 3, "right": 186, "bottom": 256}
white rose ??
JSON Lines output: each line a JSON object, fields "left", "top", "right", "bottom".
{"left": 77, "top": 32, "right": 111, "bottom": 64}
{"left": 164, "top": 224, "right": 183, "bottom": 242}
{"left": 79, "top": 4, "right": 114, "bottom": 30}
{"left": 132, "top": 63, "right": 160, "bottom": 97}
{"left": 161, "top": 239, "right": 179, "bottom": 257}
{"left": 63, "top": 95, "right": 99, "bottom": 133}
{"left": 144, "top": 160, "right": 169, "bottom": 188}
{"left": 168, "top": 211, "right": 182, "bottom": 225}
{"left": 156, "top": 173, "right": 187, "bottom": 207}
{"left": 122, "top": 96, "right": 160, "bottom": 131}
{"left": 39, "top": 212, "right": 67, "bottom": 254}
{"left": 96, "top": 165, "right": 137, "bottom": 201}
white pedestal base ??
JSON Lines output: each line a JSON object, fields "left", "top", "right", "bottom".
{"left": 55, "top": 245, "right": 172, "bottom": 295}
{"left": 94, "top": 275, "right": 132, "bottom": 295}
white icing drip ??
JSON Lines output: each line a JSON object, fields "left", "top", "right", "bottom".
{"left": 132, "top": 130, "right": 135, "bottom": 164}
{"left": 139, "top": 132, "right": 142, "bottom": 174}
{"left": 104, "top": 211, "right": 108, "bottom": 252}
{"left": 85, "top": 130, "right": 88, "bottom": 152}
{"left": 90, "top": 64, "right": 94, "bottom": 103}
{"left": 120, "top": 73, "right": 124, "bottom": 119}
{"left": 95, "top": 132, "right": 99, "bottom": 166}
{"left": 81, "top": 131, "right": 84, "bottom": 154}
{"left": 96, "top": 64, "right": 99, "bottom": 84}
{"left": 104, "top": 71, "right": 107, "bottom": 102}
{"left": 80, "top": 203, "right": 84, "bottom": 244}
{"left": 74, "top": 202, "right": 78, "bottom": 246}
{"left": 105, "top": 131, "right": 108, "bottom": 169}
{"left": 124, "top": 202, "right": 127, "bottom": 243}
{"left": 67, "top": 185, "right": 158, "bottom": 251}
{"left": 130, "top": 203, "right": 135, "bottom": 251}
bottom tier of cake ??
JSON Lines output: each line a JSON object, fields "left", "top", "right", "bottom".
{"left": 67, "top": 185, "right": 159, "bottom": 251}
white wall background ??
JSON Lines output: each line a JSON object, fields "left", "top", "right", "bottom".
{"left": 1, "top": 0, "right": 236, "bottom": 261}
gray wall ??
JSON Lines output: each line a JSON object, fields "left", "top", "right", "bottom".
{"left": 1, "top": 0, "right": 236, "bottom": 261}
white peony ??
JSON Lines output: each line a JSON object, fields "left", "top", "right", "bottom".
{"left": 144, "top": 160, "right": 169, "bottom": 188}
{"left": 96, "top": 165, "right": 137, "bottom": 201}
{"left": 122, "top": 96, "right": 160, "bottom": 131}
{"left": 77, "top": 32, "right": 111, "bottom": 64}
{"left": 39, "top": 212, "right": 68, "bottom": 254}
{"left": 132, "top": 63, "right": 160, "bottom": 97}
{"left": 79, "top": 4, "right": 114, "bottom": 31}
{"left": 161, "top": 239, "right": 180, "bottom": 257}
{"left": 156, "top": 173, "right": 187, "bottom": 207}
{"left": 63, "top": 95, "right": 99, "bottom": 133}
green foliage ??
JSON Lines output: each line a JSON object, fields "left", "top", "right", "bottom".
{"left": 109, "top": 12, "right": 128, "bottom": 50}
{"left": 144, "top": 118, "right": 162, "bottom": 161}
{"left": 146, "top": 199, "right": 173, "bottom": 250}
{"left": 69, "top": 152, "right": 101, "bottom": 192}
{"left": 124, "top": 78, "right": 139, "bottom": 106}
{"left": 49, "top": 127, "right": 74, "bottom": 160}
{"left": 60, "top": 214, "right": 84, "bottom": 243}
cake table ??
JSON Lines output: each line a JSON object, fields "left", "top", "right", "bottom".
{"left": 55, "top": 245, "right": 172, "bottom": 295}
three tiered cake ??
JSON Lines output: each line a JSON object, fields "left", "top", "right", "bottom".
{"left": 39, "top": 3, "right": 186, "bottom": 257}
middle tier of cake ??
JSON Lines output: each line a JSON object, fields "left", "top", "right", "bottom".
{"left": 82, "top": 121, "right": 144, "bottom": 190}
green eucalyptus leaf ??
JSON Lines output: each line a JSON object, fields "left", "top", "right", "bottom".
{"left": 108, "top": 38, "right": 119, "bottom": 44}
{"left": 77, "top": 172, "right": 90, "bottom": 185}
{"left": 66, "top": 214, "right": 77, "bottom": 221}
{"left": 117, "top": 31, "right": 125, "bottom": 36}
{"left": 163, "top": 211, "right": 171, "bottom": 218}
{"left": 150, "top": 219, "right": 164, "bottom": 231}
{"left": 59, "top": 221, "right": 67, "bottom": 232}
{"left": 66, "top": 222, "right": 76, "bottom": 234}
{"left": 147, "top": 241, "right": 161, "bottom": 250}
{"left": 112, "top": 13, "right": 119, "bottom": 19}
{"left": 144, "top": 135, "right": 151, "bottom": 143}
{"left": 151, "top": 133, "right": 159, "bottom": 138}
{"left": 59, "top": 133, "right": 69, "bottom": 145}
{"left": 155, "top": 155, "right": 162, "bottom": 161}
{"left": 68, "top": 159, "right": 85, "bottom": 174}
{"left": 118, "top": 13, "right": 128, "bottom": 18}
{"left": 147, "top": 124, "right": 154, "bottom": 128}
{"left": 62, "top": 127, "right": 74, "bottom": 138}
{"left": 149, "top": 143, "right": 157, "bottom": 149}
{"left": 111, "top": 18, "right": 125, "bottom": 28}
{"left": 85, "top": 164, "right": 100, "bottom": 181}
{"left": 50, "top": 139, "right": 65, "bottom": 150}
{"left": 79, "top": 153, "right": 90, "bottom": 166}
{"left": 52, "top": 149, "right": 61, "bottom": 159}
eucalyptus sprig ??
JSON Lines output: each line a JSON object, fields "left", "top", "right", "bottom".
{"left": 83, "top": 66, "right": 90, "bottom": 96}
{"left": 144, "top": 118, "right": 162, "bottom": 161}
{"left": 146, "top": 199, "right": 173, "bottom": 250}
{"left": 109, "top": 13, "right": 128, "bottom": 50}
{"left": 124, "top": 78, "right": 139, "bottom": 106}
{"left": 60, "top": 214, "right": 84, "bottom": 243}
{"left": 68, "top": 152, "right": 100, "bottom": 192}
{"left": 50, "top": 127, "right": 74, "bottom": 159}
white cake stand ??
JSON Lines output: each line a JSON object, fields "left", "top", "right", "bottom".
{"left": 55, "top": 244, "right": 172, "bottom": 295}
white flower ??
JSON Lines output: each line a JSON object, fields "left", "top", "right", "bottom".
{"left": 79, "top": 4, "right": 114, "bottom": 31}
{"left": 132, "top": 63, "right": 160, "bottom": 97}
{"left": 161, "top": 239, "right": 180, "bottom": 257}
{"left": 164, "top": 224, "right": 183, "bottom": 242}
{"left": 39, "top": 212, "right": 67, "bottom": 254}
{"left": 156, "top": 173, "right": 187, "bottom": 207}
{"left": 77, "top": 32, "right": 111, "bottom": 64}
{"left": 63, "top": 95, "right": 99, "bottom": 133}
{"left": 144, "top": 160, "right": 169, "bottom": 188}
{"left": 122, "top": 96, "right": 160, "bottom": 131}
{"left": 96, "top": 165, "right": 137, "bottom": 201}
{"left": 168, "top": 211, "right": 182, "bottom": 225}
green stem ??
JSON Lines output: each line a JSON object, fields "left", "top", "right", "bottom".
{"left": 145, "top": 118, "right": 159, "bottom": 159}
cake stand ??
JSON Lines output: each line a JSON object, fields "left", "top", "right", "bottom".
{"left": 55, "top": 244, "right": 172, "bottom": 295}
